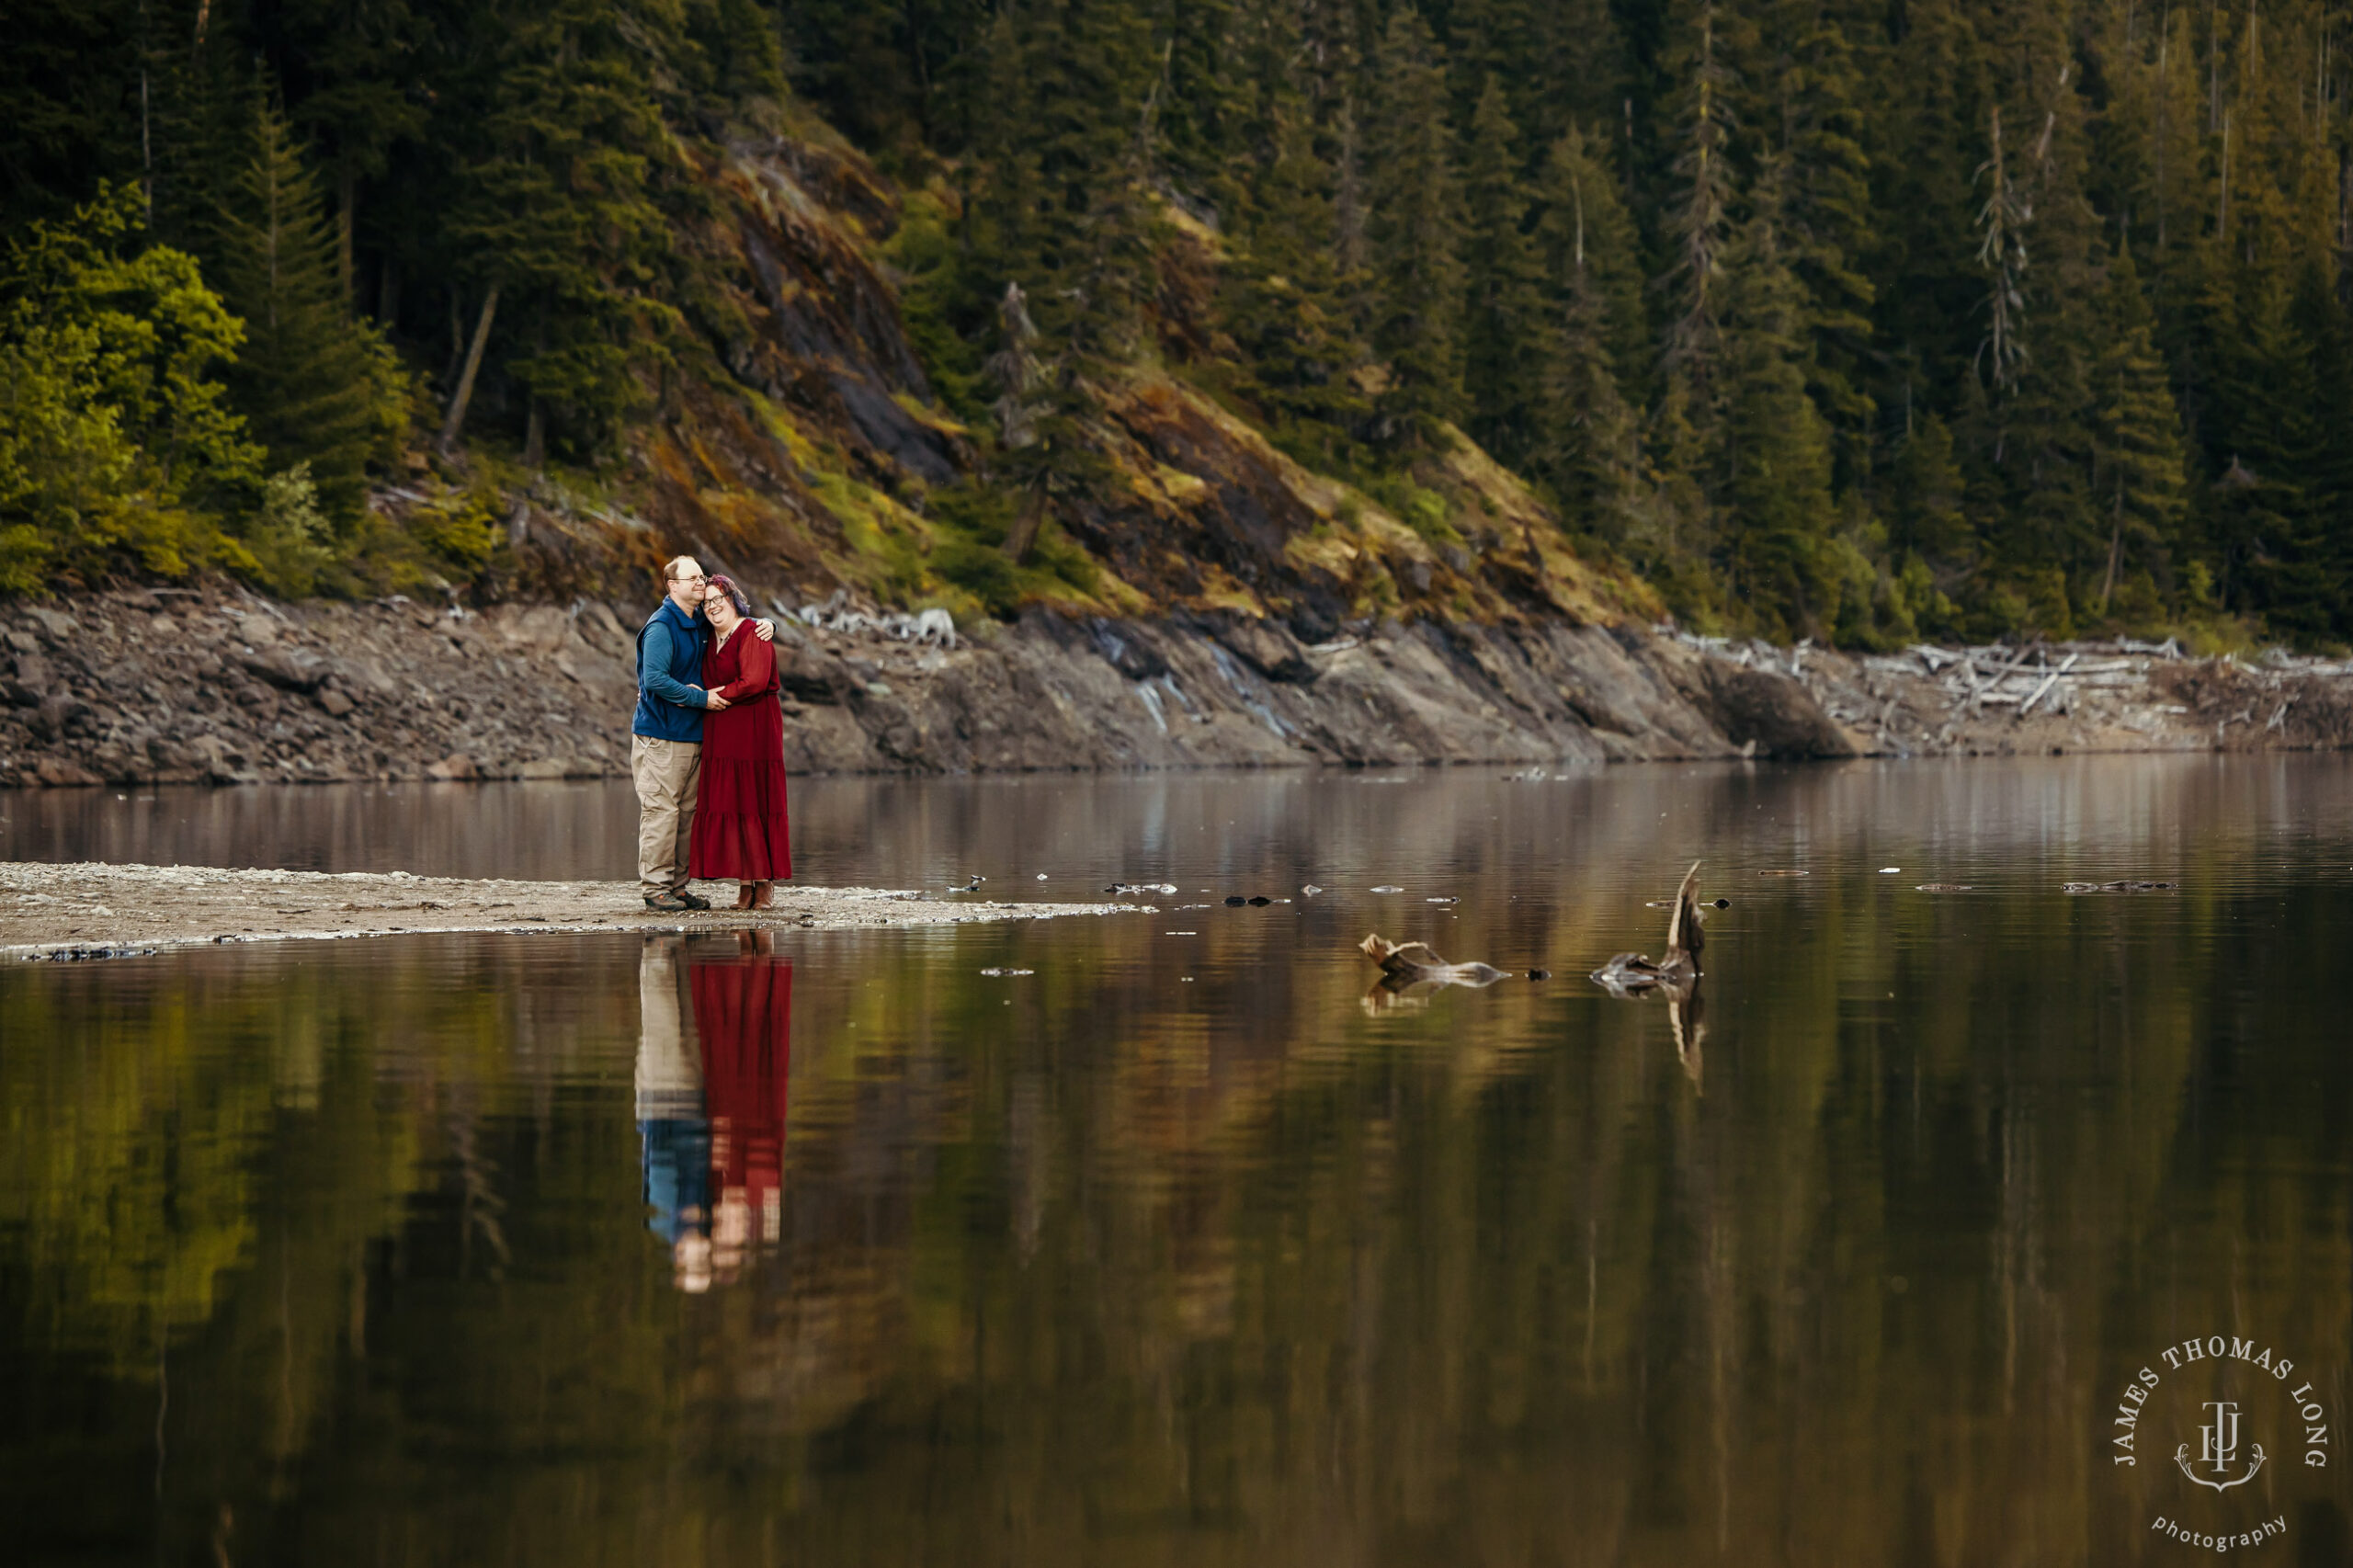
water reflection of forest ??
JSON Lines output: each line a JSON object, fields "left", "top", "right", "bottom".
{"left": 6, "top": 760, "right": 2352, "bottom": 1563}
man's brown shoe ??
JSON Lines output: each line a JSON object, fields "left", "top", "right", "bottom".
{"left": 677, "top": 889, "right": 712, "bottom": 910}
{"left": 643, "top": 891, "right": 692, "bottom": 913}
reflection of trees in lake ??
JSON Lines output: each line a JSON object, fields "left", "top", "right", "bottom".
{"left": 4, "top": 762, "right": 2351, "bottom": 1562}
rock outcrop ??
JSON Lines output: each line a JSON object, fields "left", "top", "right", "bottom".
{"left": 0, "top": 585, "right": 1855, "bottom": 787}
{"left": 15, "top": 590, "right": 2350, "bottom": 790}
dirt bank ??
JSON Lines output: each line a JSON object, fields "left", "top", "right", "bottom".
{"left": 6, "top": 588, "right": 2353, "bottom": 790}
{"left": 0, "top": 861, "right": 1136, "bottom": 961}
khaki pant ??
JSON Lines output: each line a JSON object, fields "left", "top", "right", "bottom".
{"left": 634, "top": 938, "right": 701, "bottom": 1118}
{"left": 632, "top": 735, "right": 702, "bottom": 896}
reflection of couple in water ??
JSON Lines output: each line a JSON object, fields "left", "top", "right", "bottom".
{"left": 637, "top": 932, "right": 792, "bottom": 1292}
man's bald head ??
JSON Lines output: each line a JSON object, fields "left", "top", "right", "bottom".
{"left": 663, "top": 556, "right": 706, "bottom": 613}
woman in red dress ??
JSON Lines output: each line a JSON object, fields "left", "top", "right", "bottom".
{"left": 692, "top": 934, "right": 790, "bottom": 1283}
{"left": 688, "top": 574, "right": 791, "bottom": 907}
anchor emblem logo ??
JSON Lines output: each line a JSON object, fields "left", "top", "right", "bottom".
{"left": 2176, "top": 1401, "right": 2266, "bottom": 1492}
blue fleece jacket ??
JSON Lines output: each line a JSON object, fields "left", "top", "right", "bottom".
{"left": 632, "top": 597, "right": 710, "bottom": 742}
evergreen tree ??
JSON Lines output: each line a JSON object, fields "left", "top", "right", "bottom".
{"left": 1222, "top": 97, "right": 1369, "bottom": 461}
{"left": 967, "top": 7, "right": 1045, "bottom": 294}
{"left": 214, "top": 99, "right": 402, "bottom": 526}
{"left": 264, "top": 0, "right": 430, "bottom": 304}
{"left": 442, "top": 0, "right": 687, "bottom": 459}
{"left": 1887, "top": 411, "right": 1971, "bottom": 569}
{"left": 2221, "top": 260, "right": 2347, "bottom": 641}
{"left": 1982, "top": 24, "right": 2107, "bottom": 610}
{"left": 1157, "top": 0, "right": 1252, "bottom": 223}
{"left": 1719, "top": 171, "right": 1836, "bottom": 636}
{"left": 1529, "top": 125, "right": 1643, "bottom": 537}
{"left": 969, "top": 0, "right": 1158, "bottom": 367}
{"left": 1038, "top": 0, "right": 1161, "bottom": 368}
{"left": 1762, "top": 0, "right": 1876, "bottom": 469}
{"left": 0, "top": 0, "right": 145, "bottom": 233}
{"left": 2086, "top": 244, "right": 2187, "bottom": 613}
{"left": 143, "top": 7, "right": 252, "bottom": 256}
{"left": 1532, "top": 123, "right": 1647, "bottom": 396}
{"left": 1460, "top": 76, "right": 1543, "bottom": 467}
{"left": 1363, "top": 7, "right": 1466, "bottom": 434}
{"left": 1657, "top": 0, "right": 1736, "bottom": 419}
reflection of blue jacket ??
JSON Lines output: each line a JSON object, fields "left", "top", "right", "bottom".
{"left": 633, "top": 597, "right": 709, "bottom": 742}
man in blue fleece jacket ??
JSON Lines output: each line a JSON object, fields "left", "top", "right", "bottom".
{"left": 633, "top": 556, "right": 773, "bottom": 910}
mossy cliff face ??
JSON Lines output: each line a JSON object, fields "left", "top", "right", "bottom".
{"left": 279, "top": 124, "right": 1772, "bottom": 776}
{"left": 429, "top": 123, "right": 1659, "bottom": 649}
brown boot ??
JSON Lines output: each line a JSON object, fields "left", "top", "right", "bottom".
{"left": 752, "top": 881, "right": 775, "bottom": 909}
{"left": 734, "top": 882, "right": 756, "bottom": 910}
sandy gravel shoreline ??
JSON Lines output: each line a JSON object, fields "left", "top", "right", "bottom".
{"left": 0, "top": 861, "right": 1141, "bottom": 960}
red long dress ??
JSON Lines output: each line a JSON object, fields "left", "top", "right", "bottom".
{"left": 692, "top": 953, "right": 790, "bottom": 1240}
{"left": 688, "top": 622, "right": 792, "bottom": 881}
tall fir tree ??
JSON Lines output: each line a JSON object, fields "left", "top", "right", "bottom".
{"left": 442, "top": 0, "right": 692, "bottom": 460}
{"left": 1887, "top": 411, "right": 1972, "bottom": 570}
{"left": 2086, "top": 243, "right": 2188, "bottom": 611}
{"left": 1529, "top": 124, "right": 1643, "bottom": 538}
{"left": 214, "top": 97, "right": 402, "bottom": 525}
{"left": 1719, "top": 169, "right": 1837, "bottom": 636}
{"left": 262, "top": 0, "right": 430, "bottom": 306}
{"left": 1758, "top": 0, "right": 1876, "bottom": 472}
{"left": 1363, "top": 7, "right": 1467, "bottom": 434}
{"left": 1871, "top": 0, "right": 1988, "bottom": 410}
{"left": 1460, "top": 76, "right": 1544, "bottom": 467}
{"left": 1222, "top": 96, "right": 1369, "bottom": 461}
{"left": 1532, "top": 123, "right": 1647, "bottom": 397}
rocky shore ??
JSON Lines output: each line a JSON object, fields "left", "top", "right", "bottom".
{"left": 0, "top": 859, "right": 1133, "bottom": 960}
{"left": 5, "top": 585, "right": 2353, "bottom": 790}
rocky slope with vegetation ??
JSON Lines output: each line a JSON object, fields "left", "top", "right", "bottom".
{"left": 6, "top": 0, "right": 2353, "bottom": 789}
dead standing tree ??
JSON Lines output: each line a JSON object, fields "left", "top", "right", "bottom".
{"left": 987, "top": 281, "right": 1053, "bottom": 563}
{"left": 1974, "top": 104, "right": 2032, "bottom": 412}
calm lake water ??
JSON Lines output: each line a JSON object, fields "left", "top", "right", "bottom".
{"left": 6, "top": 759, "right": 2352, "bottom": 1566}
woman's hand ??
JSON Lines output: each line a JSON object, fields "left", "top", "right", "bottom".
{"left": 704, "top": 689, "right": 732, "bottom": 712}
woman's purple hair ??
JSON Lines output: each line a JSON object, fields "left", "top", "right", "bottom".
{"left": 707, "top": 574, "right": 752, "bottom": 618}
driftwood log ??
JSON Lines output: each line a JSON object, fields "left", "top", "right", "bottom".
{"left": 1589, "top": 861, "right": 1705, "bottom": 996}
{"left": 1358, "top": 934, "right": 1509, "bottom": 999}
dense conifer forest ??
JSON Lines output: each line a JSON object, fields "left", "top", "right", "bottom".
{"left": 5, "top": 0, "right": 2352, "bottom": 646}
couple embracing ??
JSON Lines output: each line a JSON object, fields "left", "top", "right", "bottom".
{"left": 632, "top": 555, "right": 792, "bottom": 913}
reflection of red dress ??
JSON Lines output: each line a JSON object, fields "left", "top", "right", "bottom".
{"left": 688, "top": 623, "right": 791, "bottom": 881}
{"left": 692, "top": 956, "right": 791, "bottom": 1216}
